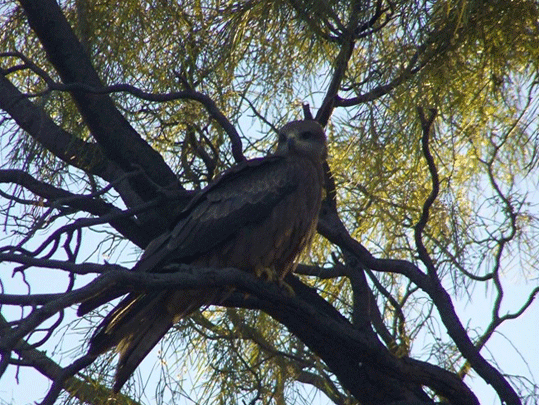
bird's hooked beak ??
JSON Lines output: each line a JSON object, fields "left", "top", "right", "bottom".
{"left": 287, "top": 136, "right": 296, "bottom": 152}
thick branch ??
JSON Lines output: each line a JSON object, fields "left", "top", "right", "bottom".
{"left": 0, "top": 74, "right": 116, "bottom": 182}
{"left": 255, "top": 275, "right": 478, "bottom": 405}
{"left": 0, "top": 169, "right": 149, "bottom": 247}
{"left": 429, "top": 283, "right": 522, "bottom": 404}
{"left": 37, "top": 81, "right": 245, "bottom": 163}
{"left": 296, "top": 370, "right": 349, "bottom": 405}
{"left": 0, "top": 71, "right": 165, "bottom": 218}
{"left": 1, "top": 263, "right": 479, "bottom": 405}
{"left": 0, "top": 314, "right": 139, "bottom": 405}
{"left": 17, "top": 0, "right": 179, "bottom": 200}
{"left": 315, "top": 6, "right": 358, "bottom": 126}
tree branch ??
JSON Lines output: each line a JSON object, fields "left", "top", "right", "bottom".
{"left": 0, "top": 71, "right": 171, "bottom": 221}
{"left": 260, "top": 274, "right": 478, "bottom": 405}
{"left": 317, "top": 202, "right": 433, "bottom": 293}
{"left": 0, "top": 74, "right": 117, "bottom": 182}
{"left": 315, "top": 5, "right": 358, "bottom": 126}
{"left": 32, "top": 80, "right": 246, "bottom": 164}
{"left": 296, "top": 370, "right": 349, "bottom": 405}
{"left": 17, "top": 0, "right": 179, "bottom": 201}
{"left": 1, "top": 263, "right": 479, "bottom": 405}
{"left": 315, "top": 177, "right": 514, "bottom": 403}
{"left": 0, "top": 314, "right": 139, "bottom": 405}
{"left": 335, "top": 49, "right": 423, "bottom": 107}
{"left": 412, "top": 108, "right": 521, "bottom": 405}
{"left": 0, "top": 254, "right": 128, "bottom": 278}
{"left": 414, "top": 107, "right": 439, "bottom": 277}
{"left": 0, "top": 169, "right": 150, "bottom": 247}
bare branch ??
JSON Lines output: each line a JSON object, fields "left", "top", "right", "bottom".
{"left": 317, "top": 203, "right": 433, "bottom": 293}
{"left": 0, "top": 314, "right": 139, "bottom": 405}
{"left": 18, "top": 0, "right": 179, "bottom": 193}
{"left": 412, "top": 108, "right": 521, "bottom": 405}
{"left": 336, "top": 49, "right": 423, "bottom": 107}
{"left": 0, "top": 254, "right": 126, "bottom": 276}
{"left": 458, "top": 286, "right": 539, "bottom": 378}
{"left": 0, "top": 74, "right": 117, "bottom": 182}
{"left": 414, "top": 107, "right": 439, "bottom": 277}
{"left": 0, "top": 169, "right": 149, "bottom": 247}
{"left": 22, "top": 80, "right": 245, "bottom": 164}
{"left": 38, "top": 354, "right": 97, "bottom": 405}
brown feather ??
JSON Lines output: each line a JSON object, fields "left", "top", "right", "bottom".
{"left": 82, "top": 120, "right": 327, "bottom": 392}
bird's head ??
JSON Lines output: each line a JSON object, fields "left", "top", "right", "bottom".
{"left": 275, "top": 120, "right": 328, "bottom": 162}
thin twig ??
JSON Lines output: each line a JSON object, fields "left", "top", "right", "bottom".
{"left": 19, "top": 80, "right": 246, "bottom": 164}
{"left": 414, "top": 107, "right": 438, "bottom": 276}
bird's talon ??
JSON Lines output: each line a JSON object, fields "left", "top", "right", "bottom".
{"left": 278, "top": 280, "right": 295, "bottom": 296}
{"left": 255, "top": 267, "right": 276, "bottom": 282}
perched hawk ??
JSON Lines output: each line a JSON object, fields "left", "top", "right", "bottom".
{"left": 80, "top": 120, "right": 327, "bottom": 391}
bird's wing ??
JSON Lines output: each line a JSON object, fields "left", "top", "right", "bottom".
{"left": 133, "top": 155, "right": 300, "bottom": 273}
{"left": 77, "top": 156, "right": 299, "bottom": 316}
{"left": 78, "top": 155, "right": 298, "bottom": 317}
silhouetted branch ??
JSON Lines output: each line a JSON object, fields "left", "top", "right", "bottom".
{"left": 315, "top": 29, "right": 355, "bottom": 126}
{"left": 0, "top": 254, "right": 126, "bottom": 277}
{"left": 82, "top": 82, "right": 241, "bottom": 162}
{"left": 414, "top": 106, "right": 439, "bottom": 277}
{"left": 336, "top": 50, "right": 423, "bottom": 107}
{"left": 0, "top": 169, "right": 150, "bottom": 247}
{"left": 294, "top": 263, "right": 346, "bottom": 279}
{"left": 0, "top": 314, "right": 136, "bottom": 405}
{"left": 296, "top": 370, "right": 349, "bottom": 405}
{"left": 10, "top": 76, "right": 245, "bottom": 164}
{"left": 39, "top": 354, "right": 98, "bottom": 405}
{"left": 17, "top": 0, "right": 181, "bottom": 225}
{"left": 1, "top": 260, "right": 479, "bottom": 405}
{"left": 0, "top": 75, "right": 116, "bottom": 181}
{"left": 317, "top": 204, "right": 433, "bottom": 293}
{"left": 314, "top": 113, "right": 518, "bottom": 402}
{"left": 412, "top": 108, "right": 521, "bottom": 405}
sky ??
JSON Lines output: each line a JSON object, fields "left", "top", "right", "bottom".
{"left": 1, "top": 254, "right": 537, "bottom": 404}
{"left": 0, "top": 54, "right": 538, "bottom": 405}
{"left": 0, "top": 151, "right": 538, "bottom": 404}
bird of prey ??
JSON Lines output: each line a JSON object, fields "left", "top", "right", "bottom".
{"left": 79, "top": 120, "right": 327, "bottom": 392}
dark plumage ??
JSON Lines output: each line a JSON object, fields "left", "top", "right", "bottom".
{"left": 80, "top": 120, "right": 327, "bottom": 391}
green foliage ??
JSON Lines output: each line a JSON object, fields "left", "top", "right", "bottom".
{"left": 1, "top": 0, "right": 538, "bottom": 404}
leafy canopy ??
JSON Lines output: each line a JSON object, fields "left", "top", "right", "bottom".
{"left": 1, "top": 0, "right": 538, "bottom": 404}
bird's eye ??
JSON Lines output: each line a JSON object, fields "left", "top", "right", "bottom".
{"left": 300, "top": 131, "right": 313, "bottom": 140}
{"left": 278, "top": 133, "right": 287, "bottom": 143}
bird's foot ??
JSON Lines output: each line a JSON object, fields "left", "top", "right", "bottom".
{"left": 277, "top": 279, "right": 295, "bottom": 296}
{"left": 255, "top": 267, "right": 276, "bottom": 282}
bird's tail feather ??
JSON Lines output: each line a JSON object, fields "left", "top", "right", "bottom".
{"left": 114, "top": 306, "right": 172, "bottom": 392}
{"left": 88, "top": 289, "right": 219, "bottom": 392}
{"left": 78, "top": 287, "right": 128, "bottom": 317}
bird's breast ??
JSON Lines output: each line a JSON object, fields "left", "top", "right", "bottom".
{"left": 194, "top": 158, "right": 323, "bottom": 280}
